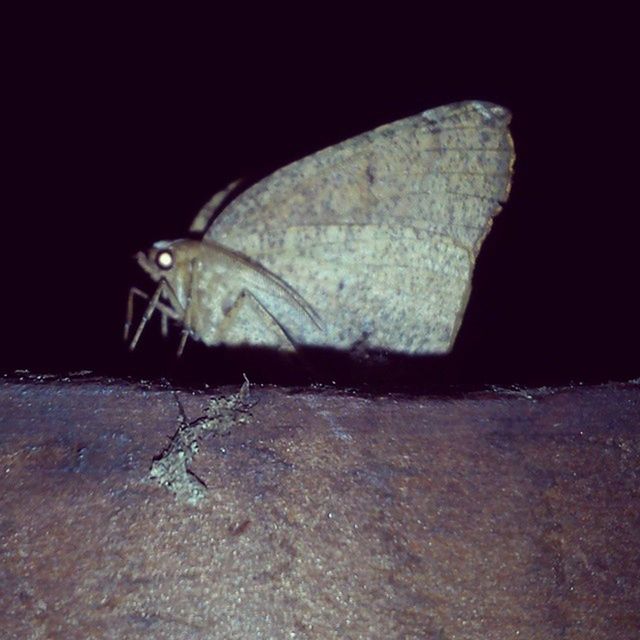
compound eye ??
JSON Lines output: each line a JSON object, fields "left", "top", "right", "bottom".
{"left": 156, "top": 249, "right": 174, "bottom": 270}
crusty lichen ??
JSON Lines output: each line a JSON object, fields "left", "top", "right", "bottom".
{"left": 148, "top": 378, "right": 254, "bottom": 505}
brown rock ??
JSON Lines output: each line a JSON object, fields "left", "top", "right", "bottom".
{"left": 1, "top": 377, "right": 639, "bottom": 639}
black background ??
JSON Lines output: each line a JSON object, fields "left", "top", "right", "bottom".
{"left": 3, "top": 8, "right": 638, "bottom": 390}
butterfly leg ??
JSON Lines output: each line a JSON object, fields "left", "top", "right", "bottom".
{"left": 214, "top": 289, "right": 297, "bottom": 351}
{"left": 125, "top": 287, "right": 147, "bottom": 341}
{"left": 176, "top": 259, "right": 199, "bottom": 357}
{"left": 128, "top": 281, "right": 185, "bottom": 351}
{"left": 125, "top": 286, "right": 182, "bottom": 341}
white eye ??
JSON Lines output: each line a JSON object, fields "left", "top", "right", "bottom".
{"left": 156, "top": 249, "right": 173, "bottom": 270}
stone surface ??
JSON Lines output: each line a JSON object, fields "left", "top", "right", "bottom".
{"left": 1, "top": 376, "right": 639, "bottom": 639}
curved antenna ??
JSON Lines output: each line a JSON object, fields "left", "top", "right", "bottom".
{"left": 189, "top": 178, "right": 245, "bottom": 234}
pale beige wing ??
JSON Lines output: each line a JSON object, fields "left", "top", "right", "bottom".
{"left": 202, "top": 101, "right": 514, "bottom": 354}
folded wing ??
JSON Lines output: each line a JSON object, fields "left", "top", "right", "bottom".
{"left": 201, "top": 101, "right": 514, "bottom": 354}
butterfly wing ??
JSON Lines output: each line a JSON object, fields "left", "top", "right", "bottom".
{"left": 202, "top": 101, "right": 514, "bottom": 354}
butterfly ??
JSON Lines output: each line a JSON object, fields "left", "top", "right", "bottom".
{"left": 126, "top": 101, "right": 514, "bottom": 357}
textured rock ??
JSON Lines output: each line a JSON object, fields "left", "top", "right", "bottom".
{"left": 1, "top": 377, "right": 639, "bottom": 639}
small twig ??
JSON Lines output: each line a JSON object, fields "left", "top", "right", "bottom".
{"left": 148, "top": 378, "right": 256, "bottom": 505}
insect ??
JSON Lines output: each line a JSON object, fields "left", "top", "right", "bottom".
{"left": 126, "top": 101, "right": 514, "bottom": 356}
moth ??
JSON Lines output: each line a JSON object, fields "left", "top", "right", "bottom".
{"left": 126, "top": 101, "right": 515, "bottom": 356}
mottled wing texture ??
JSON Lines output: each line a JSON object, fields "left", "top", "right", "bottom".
{"left": 204, "top": 101, "right": 514, "bottom": 354}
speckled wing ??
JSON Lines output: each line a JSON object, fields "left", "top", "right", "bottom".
{"left": 202, "top": 101, "right": 514, "bottom": 354}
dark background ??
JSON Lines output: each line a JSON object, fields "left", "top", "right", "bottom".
{"left": 3, "top": 8, "right": 637, "bottom": 390}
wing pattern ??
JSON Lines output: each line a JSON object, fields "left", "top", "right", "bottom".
{"left": 201, "top": 101, "right": 514, "bottom": 353}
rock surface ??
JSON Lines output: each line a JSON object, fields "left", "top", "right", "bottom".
{"left": 1, "top": 377, "right": 639, "bottom": 639}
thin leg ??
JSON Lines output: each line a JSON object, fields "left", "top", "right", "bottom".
{"left": 129, "top": 281, "right": 165, "bottom": 351}
{"left": 129, "top": 280, "right": 186, "bottom": 351}
{"left": 214, "top": 289, "right": 297, "bottom": 351}
{"left": 176, "top": 325, "right": 192, "bottom": 357}
{"left": 125, "top": 286, "right": 182, "bottom": 342}
{"left": 161, "top": 312, "right": 169, "bottom": 337}
{"left": 125, "top": 287, "right": 148, "bottom": 341}
{"left": 177, "top": 259, "right": 197, "bottom": 357}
